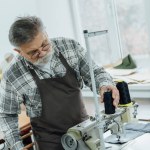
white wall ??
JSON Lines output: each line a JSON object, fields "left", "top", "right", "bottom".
{"left": 37, "top": 0, "right": 75, "bottom": 38}
{"left": 0, "top": 0, "right": 37, "bottom": 61}
{"left": 0, "top": 0, "right": 78, "bottom": 61}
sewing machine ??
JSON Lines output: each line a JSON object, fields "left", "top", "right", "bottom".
{"left": 61, "top": 101, "right": 138, "bottom": 150}
{"left": 0, "top": 29, "right": 142, "bottom": 150}
{"left": 61, "top": 30, "right": 139, "bottom": 150}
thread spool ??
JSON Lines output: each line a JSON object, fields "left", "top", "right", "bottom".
{"left": 0, "top": 139, "right": 5, "bottom": 144}
{"left": 104, "top": 91, "right": 115, "bottom": 114}
{"left": 116, "top": 81, "right": 131, "bottom": 105}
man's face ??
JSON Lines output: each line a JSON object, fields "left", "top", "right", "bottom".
{"left": 14, "top": 32, "right": 51, "bottom": 64}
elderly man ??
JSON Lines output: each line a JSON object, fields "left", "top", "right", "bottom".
{"left": 0, "top": 16, "right": 119, "bottom": 150}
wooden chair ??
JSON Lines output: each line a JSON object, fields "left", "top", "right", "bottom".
{"left": 20, "top": 123, "right": 35, "bottom": 150}
{"left": 0, "top": 123, "right": 35, "bottom": 150}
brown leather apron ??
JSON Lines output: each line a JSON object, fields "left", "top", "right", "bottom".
{"left": 29, "top": 52, "right": 88, "bottom": 150}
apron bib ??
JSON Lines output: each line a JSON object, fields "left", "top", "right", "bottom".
{"left": 29, "top": 52, "right": 88, "bottom": 150}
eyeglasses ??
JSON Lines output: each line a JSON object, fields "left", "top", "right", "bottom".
{"left": 26, "top": 42, "right": 50, "bottom": 58}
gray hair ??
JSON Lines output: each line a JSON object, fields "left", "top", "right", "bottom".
{"left": 9, "top": 16, "right": 45, "bottom": 47}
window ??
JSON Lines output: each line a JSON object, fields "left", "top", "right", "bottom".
{"left": 77, "top": 0, "right": 114, "bottom": 66}
{"left": 116, "top": 0, "right": 150, "bottom": 56}
{"left": 77, "top": 0, "right": 150, "bottom": 67}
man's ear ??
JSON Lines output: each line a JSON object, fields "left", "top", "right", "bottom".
{"left": 13, "top": 48, "right": 21, "bottom": 54}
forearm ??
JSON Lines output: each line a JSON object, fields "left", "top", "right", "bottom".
{"left": 74, "top": 39, "right": 115, "bottom": 92}
{"left": 81, "top": 59, "right": 115, "bottom": 93}
{"left": 0, "top": 114, "right": 24, "bottom": 150}
{"left": 94, "top": 67, "right": 115, "bottom": 88}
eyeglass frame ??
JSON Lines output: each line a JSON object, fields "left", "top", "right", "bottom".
{"left": 17, "top": 34, "right": 51, "bottom": 59}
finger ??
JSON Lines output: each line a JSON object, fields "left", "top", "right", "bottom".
{"left": 99, "top": 96, "right": 103, "bottom": 103}
{"left": 113, "top": 100, "right": 118, "bottom": 108}
{"left": 100, "top": 91, "right": 104, "bottom": 103}
{"left": 110, "top": 88, "right": 120, "bottom": 107}
{"left": 100, "top": 86, "right": 107, "bottom": 102}
{"left": 112, "top": 88, "right": 120, "bottom": 101}
{"left": 113, "top": 95, "right": 120, "bottom": 107}
{"left": 113, "top": 98, "right": 120, "bottom": 108}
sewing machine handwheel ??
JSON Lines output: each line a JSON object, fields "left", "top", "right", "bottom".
{"left": 61, "top": 133, "right": 78, "bottom": 150}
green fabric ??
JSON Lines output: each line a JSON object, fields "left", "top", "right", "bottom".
{"left": 114, "top": 54, "right": 137, "bottom": 69}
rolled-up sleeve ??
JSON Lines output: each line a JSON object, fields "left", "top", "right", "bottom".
{"left": 74, "top": 41, "right": 115, "bottom": 92}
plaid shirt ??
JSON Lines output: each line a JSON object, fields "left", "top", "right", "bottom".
{"left": 0, "top": 37, "right": 114, "bottom": 149}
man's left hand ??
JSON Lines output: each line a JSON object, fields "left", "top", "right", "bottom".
{"left": 100, "top": 85, "right": 120, "bottom": 108}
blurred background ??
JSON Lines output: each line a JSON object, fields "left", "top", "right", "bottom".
{"left": 1, "top": 0, "right": 150, "bottom": 68}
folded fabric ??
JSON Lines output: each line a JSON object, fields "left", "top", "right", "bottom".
{"left": 105, "top": 130, "right": 143, "bottom": 144}
{"left": 114, "top": 54, "right": 137, "bottom": 69}
{"left": 105, "top": 123, "right": 150, "bottom": 144}
{"left": 125, "top": 122, "right": 150, "bottom": 133}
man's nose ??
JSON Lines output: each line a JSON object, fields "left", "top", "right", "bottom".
{"left": 38, "top": 47, "right": 46, "bottom": 57}
{"left": 38, "top": 47, "right": 43, "bottom": 53}
{"left": 31, "top": 47, "right": 43, "bottom": 59}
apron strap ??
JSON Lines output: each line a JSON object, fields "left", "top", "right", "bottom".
{"left": 28, "top": 67, "right": 43, "bottom": 89}
{"left": 28, "top": 52, "right": 75, "bottom": 84}
{"left": 58, "top": 52, "right": 74, "bottom": 72}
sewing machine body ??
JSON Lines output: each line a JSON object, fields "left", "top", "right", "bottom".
{"left": 61, "top": 103, "right": 138, "bottom": 150}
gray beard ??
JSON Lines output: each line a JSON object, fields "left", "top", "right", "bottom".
{"left": 33, "top": 50, "right": 53, "bottom": 66}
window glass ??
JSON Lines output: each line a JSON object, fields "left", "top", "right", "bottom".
{"left": 116, "top": 0, "right": 150, "bottom": 56}
{"left": 78, "top": 0, "right": 150, "bottom": 66}
{"left": 78, "top": 0, "right": 112, "bottom": 66}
